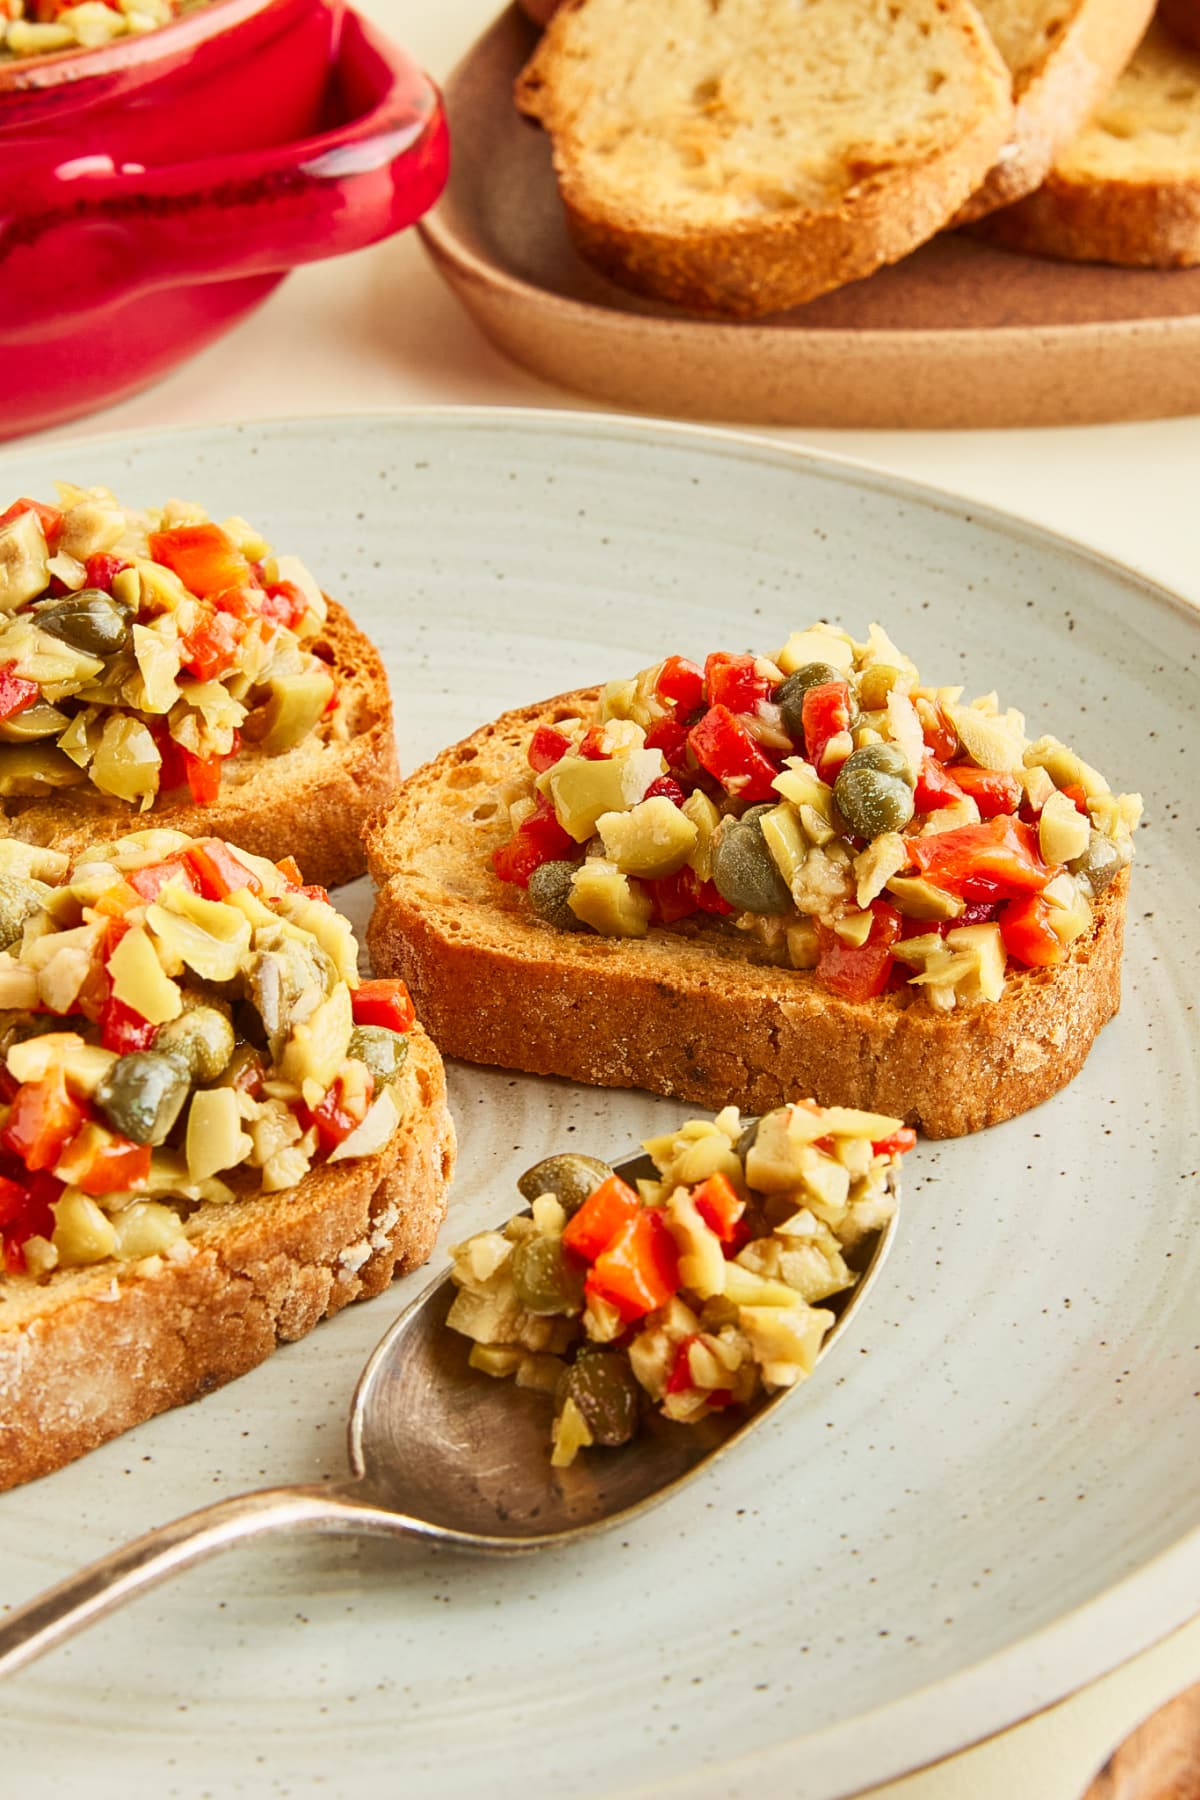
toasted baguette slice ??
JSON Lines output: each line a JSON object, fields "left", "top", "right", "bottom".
{"left": 0, "top": 1024, "right": 454, "bottom": 1491}
{"left": 0, "top": 599, "right": 398, "bottom": 893}
{"left": 957, "top": 0, "right": 1156, "bottom": 220}
{"left": 514, "top": 0, "right": 1014, "bottom": 318}
{"left": 973, "top": 17, "right": 1200, "bottom": 264}
{"left": 1160, "top": 0, "right": 1200, "bottom": 50}
{"left": 365, "top": 694, "right": 1127, "bottom": 1141}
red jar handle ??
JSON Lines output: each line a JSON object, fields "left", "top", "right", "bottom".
{"left": 0, "top": 9, "right": 448, "bottom": 336}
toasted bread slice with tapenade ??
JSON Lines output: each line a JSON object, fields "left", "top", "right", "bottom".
{"left": 0, "top": 599, "right": 397, "bottom": 892}
{"left": 365, "top": 692, "right": 1128, "bottom": 1141}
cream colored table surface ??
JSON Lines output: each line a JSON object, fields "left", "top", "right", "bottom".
{"left": 30, "top": 3, "right": 1200, "bottom": 1793}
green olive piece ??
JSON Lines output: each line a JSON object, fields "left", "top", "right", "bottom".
{"left": 154, "top": 1001, "right": 235, "bottom": 1084}
{"left": 0, "top": 702, "right": 70, "bottom": 745}
{"left": 834, "top": 761, "right": 915, "bottom": 841}
{"left": 348, "top": 1024, "right": 409, "bottom": 1086}
{"left": 712, "top": 817, "right": 792, "bottom": 914}
{"left": 510, "top": 1236, "right": 586, "bottom": 1316}
{"left": 858, "top": 664, "right": 902, "bottom": 712}
{"left": 516, "top": 1152, "right": 614, "bottom": 1213}
{"left": 1069, "top": 830, "right": 1124, "bottom": 896}
{"left": 776, "top": 662, "right": 844, "bottom": 742}
{"left": 840, "top": 741, "right": 915, "bottom": 788}
{"left": 96, "top": 1051, "right": 191, "bottom": 1147}
{"left": 36, "top": 590, "right": 130, "bottom": 658}
{"left": 527, "top": 860, "right": 585, "bottom": 932}
{"left": 0, "top": 874, "right": 49, "bottom": 949}
{"left": 556, "top": 1353, "right": 641, "bottom": 1448}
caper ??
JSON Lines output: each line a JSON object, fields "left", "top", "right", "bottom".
{"left": 858, "top": 664, "right": 902, "bottom": 712}
{"left": 36, "top": 590, "right": 130, "bottom": 657}
{"left": 348, "top": 1024, "right": 409, "bottom": 1086}
{"left": 776, "top": 662, "right": 844, "bottom": 741}
{"left": 96, "top": 1051, "right": 191, "bottom": 1147}
{"left": 0, "top": 702, "right": 70, "bottom": 745}
{"left": 1069, "top": 829, "right": 1125, "bottom": 896}
{"left": 510, "top": 1236, "right": 586, "bottom": 1316}
{"left": 840, "top": 741, "right": 915, "bottom": 787}
{"left": 517, "top": 1152, "right": 613, "bottom": 1213}
{"left": 153, "top": 998, "right": 235, "bottom": 1084}
{"left": 712, "top": 818, "right": 792, "bottom": 914}
{"left": 0, "top": 874, "right": 49, "bottom": 949}
{"left": 527, "top": 860, "right": 584, "bottom": 932}
{"left": 833, "top": 762, "right": 915, "bottom": 840}
{"left": 555, "top": 1352, "right": 641, "bottom": 1447}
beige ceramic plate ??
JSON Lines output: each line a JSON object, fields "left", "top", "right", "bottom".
{"left": 420, "top": 4, "right": 1200, "bottom": 429}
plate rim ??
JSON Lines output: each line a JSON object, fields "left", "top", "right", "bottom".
{"left": 2, "top": 404, "right": 1198, "bottom": 1797}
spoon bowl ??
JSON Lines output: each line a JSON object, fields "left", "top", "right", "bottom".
{"left": 0, "top": 1145, "right": 899, "bottom": 1671}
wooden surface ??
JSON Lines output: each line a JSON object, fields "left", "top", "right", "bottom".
{"left": 1082, "top": 1682, "right": 1200, "bottom": 1800}
{"left": 419, "top": 4, "right": 1200, "bottom": 428}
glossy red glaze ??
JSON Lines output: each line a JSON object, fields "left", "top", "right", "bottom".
{"left": 0, "top": 0, "right": 449, "bottom": 438}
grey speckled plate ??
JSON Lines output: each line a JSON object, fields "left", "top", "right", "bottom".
{"left": 0, "top": 412, "right": 1196, "bottom": 1800}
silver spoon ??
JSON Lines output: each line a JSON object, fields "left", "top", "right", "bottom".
{"left": 0, "top": 1145, "right": 900, "bottom": 1679}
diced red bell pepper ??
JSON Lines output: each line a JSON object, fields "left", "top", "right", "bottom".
{"left": 100, "top": 994, "right": 158, "bottom": 1056}
{"left": 2, "top": 1068, "right": 86, "bottom": 1174}
{"left": 704, "top": 651, "right": 772, "bottom": 714}
{"left": 691, "top": 1172, "right": 746, "bottom": 1245}
{"left": 491, "top": 797, "right": 575, "bottom": 888}
{"left": 643, "top": 775, "right": 686, "bottom": 807}
{"left": 184, "top": 838, "right": 262, "bottom": 901}
{"left": 527, "top": 725, "right": 572, "bottom": 773}
{"left": 1059, "top": 782, "right": 1090, "bottom": 816}
{"left": 645, "top": 865, "right": 734, "bottom": 925}
{"left": 655, "top": 654, "right": 705, "bottom": 712}
{"left": 908, "top": 816, "right": 1053, "bottom": 903}
{"left": 870, "top": 1127, "right": 917, "bottom": 1157}
{"left": 946, "top": 765, "right": 1022, "bottom": 820}
{"left": 914, "top": 755, "right": 966, "bottom": 814}
{"left": 0, "top": 1175, "right": 30, "bottom": 1229}
{"left": 148, "top": 523, "right": 253, "bottom": 598}
{"left": 261, "top": 581, "right": 309, "bottom": 631}
{"left": 644, "top": 717, "right": 688, "bottom": 768}
{"left": 0, "top": 1170, "right": 60, "bottom": 1273}
{"left": 957, "top": 900, "right": 1000, "bottom": 926}
{"left": 688, "top": 704, "right": 780, "bottom": 803}
{"left": 301, "top": 1073, "right": 374, "bottom": 1154}
{"left": 921, "top": 705, "right": 959, "bottom": 764}
{"left": 578, "top": 726, "right": 610, "bottom": 761}
{"left": 666, "top": 1335, "right": 703, "bottom": 1395}
{"left": 561, "top": 1173, "right": 641, "bottom": 1262}
{"left": 127, "top": 856, "right": 199, "bottom": 903}
{"left": 84, "top": 551, "right": 131, "bottom": 592}
{"left": 999, "top": 894, "right": 1067, "bottom": 968}
{"left": 801, "top": 680, "right": 853, "bottom": 769}
{"left": 0, "top": 664, "right": 39, "bottom": 724}
{"left": 182, "top": 747, "right": 223, "bottom": 806}
{"left": 276, "top": 855, "right": 304, "bottom": 887}
{"left": 586, "top": 1209, "right": 680, "bottom": 1323}
{"left": 212, "top": 584, "right": 262, "bottom": 623}
{"left": 67, "top": 1130, "right": 152, "bottom": 1197}
{"left": 815, "top": 901, "right": 902, "bottom": 1002}
{"left": 180, "top": 606, "right": 241, "bottom": 681}
{"left": 0, "top": 497, "right": 62, "bottom": 548}
{"left": 351, "top": 978, "right": 416, "bottom": 1034}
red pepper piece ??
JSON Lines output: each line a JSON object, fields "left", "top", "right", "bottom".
{"left": 0, "top": 1170, "right": 60, "bottom": 1273}
{"left": 655, "top": 654, "right": 705, "bottom": 712}
{"left": 800, "top": 680, "right": 853, "bottom": 769}
{"left": 148, "top": 523, "right": 253, "bottom": 598}
{"left": 127, "top": 856, "right": 198, "bottom": 903}
{"left": 578, "top": 726, "right": 610, "bottom": 761}
{"left": 276, "top": 855, "right": 304, "bottom": 886}
{"left": 914, "top": 755, "right": 966, "bottom": 814}
{"left": 666, "top": 1335, "right": 702, "bottom": 1394}
{"left": 999, "top": 894, "right": 1067, "bottom": 968}
{"left": 908, "top": 816, "right": 1053, "bottom": 903}
{"left": 527, "top": 725, "right": 572, "bottom": 773}
{"left": 2, "top": 1069, "right": 86, "bottom": 1173}
{"left": 100, "top": 995, "right": 158, "bottom": 1055}
{"left": 692, "top": 1172, "right": 747, "bottom": 1245}
{"left": 0, "top": 663, "right": 39, "bottom": 723}
{"left": 815, "top": 901, "right": 902, "bottom": 1002}
{"left": 0, "top": 497, "right": 62, "bottom": 548}
{"left": 300, "top": 1072, "right": 375, "bottom": 1154}
{"left": 587, "top": 1210, "right": 680, "bottom": 1322}
{"left": 184, "top": 838, "right": 263, "bottom": 901}
{"left": 1059, "top": 782, "right": 1090, "bottom": 816}
{"left": 921, "top": 705, "right": 959, "bottom": 764}
{"left": 84, "top": 551, "right": 131, "bottom": 591}
{"left": 0, "top": 1175, "right": 30, "bottom": 1229}
{"left": 180, "top": 606, "right": 241, "bottom": 681}
{"left": 688, "top": 704, "right": 780, "bottom": 804}
{"left": 704, "top": 651, "right": 772, "bottom": 713}
{"left": 561, "top": 1173, "right": 641, "bottom": 1262}
{"left": 644, "top": 717, "right": 688, "bottom": 768}
{"left": 491, "top": 797, "right": 575, "bottom": 888}
{"left": 645, "top": 865, "right": 735, "bottom": 926}
{"left": 261, "top": 581, "right": 309, "bottom": 630}
{"left": 351, "top": 979, "right": 416, "bottom": 1034}
{"left": 182, "top": 747, "right": 223, "bottom": 806}
{"left": 870, "top": 1127, "right": 917, "bottom": 1157}
{"left": 946, "top": 765, "right": 1022, "bottom": 819}
{"left": 643, "top": 775, "right": 686, "bottom": 807}
{"left": 69, "top": 1133, "right": 152, "bottom": 1197}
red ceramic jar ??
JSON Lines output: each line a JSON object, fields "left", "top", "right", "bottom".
{"left": 0, "top": 0, "right": 449, "bottom": 439}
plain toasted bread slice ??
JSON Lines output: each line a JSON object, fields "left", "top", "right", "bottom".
{"left": 974, "top": 17, "right": 1200, "bottom": 264}
{"left": 364, "top": 694, "right": 1127, "bottom": 1142}
{"left": 0, "top": 599, "right": 397, "bottom": 892}
{"left": 514, "top": 0, "right": 1014, "bottom": 318}
{"left": 0, "top": 1023, "right": 454, "bottom": 1491}
{"left": 958, "top": 0, "right": 1156, "bottom": 220}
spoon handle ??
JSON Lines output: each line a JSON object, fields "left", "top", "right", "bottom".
{"left": 0, "top": 1481, "right": 404, "bottom": 1680}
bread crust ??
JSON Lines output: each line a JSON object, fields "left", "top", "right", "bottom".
{"left": 955, "top": 0, "right": 1156, "bottom": 222}
{"left": 365, "top": 693, "right": 1127, "bottom": 1141}
{"left": 0, "top": 600, "right": 399, "bottom": 892}
{"left": 515, "top": 0, "right": 1014, "bottom": 318}
{"left": 1159, "top": 0, "right": 1200, "bottom": 53}
{"left": 0, "top": 1025, "right": 455, "bottom": 1491}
